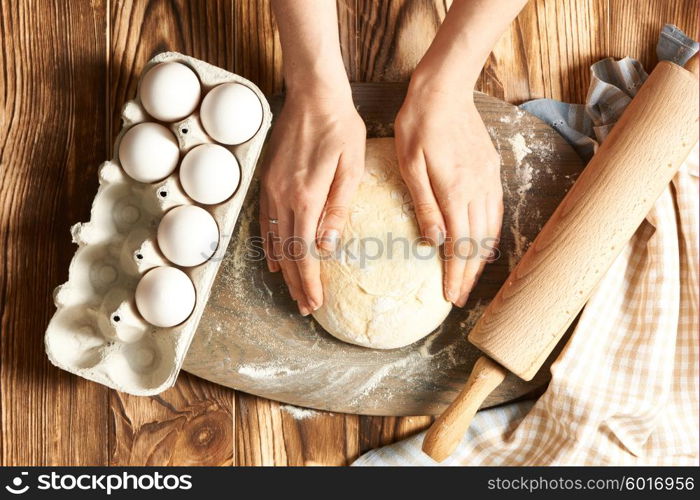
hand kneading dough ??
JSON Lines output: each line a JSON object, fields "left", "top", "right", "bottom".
{"left": 312, "top": 138, "right": 452, "bottom": 349}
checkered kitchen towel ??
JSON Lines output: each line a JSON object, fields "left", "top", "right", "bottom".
{"left": 354, "top": 25, "right": 699, "bottom": 466}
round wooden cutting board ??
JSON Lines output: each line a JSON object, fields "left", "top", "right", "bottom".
{"left": 182, "top": 83, "right": 584, "bottom": 416}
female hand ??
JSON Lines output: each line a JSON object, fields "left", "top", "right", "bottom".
{"left": 260, "top": 87, "right": 366, "bottom": 315}
{"left": 394, "top": 81, "right": 503, "bottom": 307}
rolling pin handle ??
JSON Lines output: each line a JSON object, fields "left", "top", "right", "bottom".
{"left": 422, "top": 356, "right": 507, "bottom": 462}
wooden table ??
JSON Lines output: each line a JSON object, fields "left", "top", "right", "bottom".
{"left": 0, "top": 0, "right": 695, "bottom": 466}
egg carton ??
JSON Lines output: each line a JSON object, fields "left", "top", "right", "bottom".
{"left": 45, "top": 52, "right": 272, "bottom": 395}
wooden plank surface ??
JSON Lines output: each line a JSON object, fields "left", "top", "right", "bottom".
{"left": 609, "top": 0, "right": 698, "bottom": 69}
{"left": 0, "top": 0, "right": 110, "bottom": 466}
{"left": 184, "top": 86, "right": 584, "bottom": 416}
{"left": 0, "top": 0, "right": 696, "bottom": 466}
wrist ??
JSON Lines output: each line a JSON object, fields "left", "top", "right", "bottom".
{"left": 285, "top": 83, "right": 354, "bottom": 116}
{"left": 284, "top": 58, "right": 351, "bottom": 98}
{"left": 283, "top": 78, "right": 356, "bottom": 119}
{"left": 408, "top": 63, "right": 477, "bottom": 106}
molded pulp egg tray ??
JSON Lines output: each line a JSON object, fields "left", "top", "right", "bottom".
{"left": 45, "top": 52, "right": 272, "bottom": 395}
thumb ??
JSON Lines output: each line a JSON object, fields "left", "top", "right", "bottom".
{"left": 317, "top": 153, "right": 363, "bottom": 252}
{"left": 401, "top": 156, "right": 446, "bottom": 246}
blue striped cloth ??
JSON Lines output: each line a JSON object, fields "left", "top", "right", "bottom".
{"left": 521, "top": 24, "right": 698, "bottom": 162}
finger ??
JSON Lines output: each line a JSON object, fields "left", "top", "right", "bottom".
{"left": 457, "top": 199, "right": 487, "bottom": 307}
{"left": 281, "top": 257, "right": 311, "bottom": 316}
{"left": 275, "top": 210, "right": 307, "bottom": 310}
{"left": 469, "top": 194, "right": 504, "bottom": 298}
{"left": 486, "top": 190, "right": 504, "bottom": 256}
{"left": 441, "top": 197, "right": 470, "bottom": 305}
{"left": 294, "top": 200, "right": 325, "bottom": 310}
{"left": 280, "top": 262, "right": 311, "bottom": 316}
{"left": 398, "top": 150, "right": 446, "bottom": 246}
{"left": 259, "top": 188, "right": 280, "bottom": 272}
{"left": 316, "top": 150, "right": 364, "bottom": 252}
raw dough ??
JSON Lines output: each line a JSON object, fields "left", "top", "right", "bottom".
{"left": 313, "top": 138, "right": 452, "bottom": 349}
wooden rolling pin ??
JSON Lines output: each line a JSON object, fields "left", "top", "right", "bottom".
{"left": 423, "top": 54, "right": 700, "bottom": 462}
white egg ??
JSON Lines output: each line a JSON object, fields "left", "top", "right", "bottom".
{"left": 118, "top": 122, "right": 180, "bottom": 183}
{"left": 157, "top": 205, "right": 219, "bottom": 267}
{"left": 139, "top": 62, "right": 201, "bottom": 122}
{"left": 179, "top": 143, "right": 240, "bottom": 204}
{"left": 135, "top": 266, "right": 196, "bottom": 328}
{"left": 200, "top": 83, "right": 263, "bottom": 145}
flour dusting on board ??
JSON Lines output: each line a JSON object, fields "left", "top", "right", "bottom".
{"left": 347, "top": 301, "right": 487, "bottom": 406}
{"left": 502, "top": 123, "right": 576, "bottom": 270}
{"left": 506, "top": 132, "right": 536, "bottom": 270}
{"left": 280, "top": 404, "right": 322, "bottom": 420}
{"left": 459, "top": 300, "right": 487, "bottom": 332}
{"left": 509, "top": 133, "right": 532, "bottom": 166}
{"left": 349, "top": 353, "right": 416, "bottom": 404}
{"left": 525, "top": 130, "right": 556, "bottom": 165}
{"left": 238, "top": 363, "right": 301, "bottom": 378}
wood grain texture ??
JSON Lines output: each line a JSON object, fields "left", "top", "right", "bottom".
{"left": 609, "top": 0, "right": 698, "bottom": 69}
{"left": 111, "top": 377, "right": 233, "bottom": 465}
{"left": 233, "top": 0, "right": 283, "bottom": 95}
{"left": 235, "top": 393, "right": 361, "bottom": 466}
{"left": 479, "top": 0, "right": 609, "bottom": 103}
{"left": 0, "top": 0, "right": 110, "bottom": 466}
{"left": 0, "top": 0, "right": 697, "bottom": 466}
{"left": 356, "top": 0, "right": 448, "bottom": 81}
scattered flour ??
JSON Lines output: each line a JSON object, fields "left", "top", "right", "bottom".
{"left": 526, "top": 130, "right": 556, "bottom": 164}
{"left": 349, "top": 354, "right": 416, "bottom": 404}
{"left": 508, "top": 207, "right": 530, "bottom": 270}
{"left": 509, "top": 133, "right": 532, "bottom": 165}
{"left": 462, "top": 300, "right": 487, "bottom": 331}
{"left": 345, "top": 307, "right": 486, "bottom": 408}
{"left": 516, "top": 162, "right": 534, "bottom": 194}
{"left": 280, "top": 404, "right": 322, "bottom": 420}
{"left": 237, "top": 363, "right": 300, "bottom": 378}
{"left": 506, "top": 133, "right": 536, "bottom": 270}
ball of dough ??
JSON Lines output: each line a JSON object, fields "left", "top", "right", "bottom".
{"left": 312, "top": 138, "right": 452, "bottom": 349}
